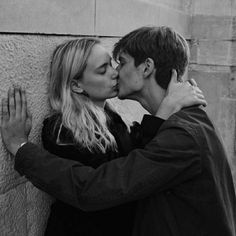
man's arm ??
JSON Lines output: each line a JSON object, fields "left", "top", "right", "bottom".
{"left": 15, "top": 124, "right": 202, "bottom": 211}
{"left": 1, "top": 86, "right": 204, "bottom": 211}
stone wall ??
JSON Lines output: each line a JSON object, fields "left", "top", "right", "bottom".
{"left": 0, "top": 0, "right": 235, "bottom": 235}
{"left": 189, "top": 0, "right": 236, "bottom": 184}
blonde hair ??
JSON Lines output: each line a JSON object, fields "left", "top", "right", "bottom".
{"left": 49, "top": 38, "right": 117, "bottom": 153}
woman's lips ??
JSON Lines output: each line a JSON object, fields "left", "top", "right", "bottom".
{"left": 113, "top": 83, "right": 119, "bottom": 90}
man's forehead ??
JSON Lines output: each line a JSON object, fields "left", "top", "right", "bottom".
{"left": 118, "top": 52, "right": 132, "bottom": 61}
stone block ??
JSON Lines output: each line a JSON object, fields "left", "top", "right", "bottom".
{"left": 145, "top": 0, "right": 193, "bottom": 13}
{"left": 188, "top": 67, "right": 230, "bottom": 121}
{"left": 189, "top": 39, "right": 198, "bottom": 63}
{"left": 0, "top": 185, "right": 27, "bottom": 236}
{"left": 230, "top": 40, "right": 236, "bottom": 66}
{"left": 95, "top": 0, "right": 191, "bottom": 38}
{"left": 192, "top": 15, "right": 233, "bottom": 40}
{"left": 0, "top": 0, "right": 95, "bottom": 35}
{"left": 158, "top": 5, "right": 191, "bottom": 38}
{"left": 232, "top": 17, "right": 236, "bottom": 40}
{"left": 95, "top": 0, "right": 160, "bottom": 36}
{"left": 193, "top": 0, "right": 232, "bottom": 16}
{"left": 228, "top": 67, "right": 236, "bottom": 99}
{"left": 191, "top": 40, "right": 236, "bottom": 67}
{"left": 216, "top": 98, "right": 236, "bottom": 187}
{"left": 231, "top": 0, "right": 236, "bottom": 17}
{"left": 26, "top": 182, "right": 52, "bottom": 236}
{"left": 195, "top": 40, "right": 232, "bottom": 66}
{"left": 188, "top": 68, "right": 230, "bottom": 102}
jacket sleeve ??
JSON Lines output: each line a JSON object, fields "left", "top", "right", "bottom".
{"left": 14, "top": 121, "right": 202, "bottom": 211}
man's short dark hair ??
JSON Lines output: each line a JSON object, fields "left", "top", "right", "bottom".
{"left": 113, "top": 26, "right": 190, "bottom": 89}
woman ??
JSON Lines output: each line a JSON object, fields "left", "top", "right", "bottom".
{"left": 42, "top": 38, "right": 206, "bottom": 236}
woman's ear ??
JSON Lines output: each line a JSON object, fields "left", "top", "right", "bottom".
{"left": 71, "top": 80, "right": 84, "bottom": 94}
{"left": 143, "top": 58, "right": 155, "bottom": 78}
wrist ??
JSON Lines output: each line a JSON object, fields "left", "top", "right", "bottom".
{"left": 156, "top": 97, "right": 180, "bottom": 119}
{"left": 10, "top": 139, "right": 28, "bottom": 156}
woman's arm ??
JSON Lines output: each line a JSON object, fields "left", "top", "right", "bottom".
{"left": 156, "top": 70, "right": 206, "bottom": 119}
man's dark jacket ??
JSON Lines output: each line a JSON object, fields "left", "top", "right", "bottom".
{"left": 15, "top": 107, "right": 236, "bottom": 236}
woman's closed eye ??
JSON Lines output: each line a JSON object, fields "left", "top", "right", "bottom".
{"left": 98, "top": 67, "right": 106, "bottom": 74}
{"left": 97, "top": 64, "right": 107, "bottom": 74}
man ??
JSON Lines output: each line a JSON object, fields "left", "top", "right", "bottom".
{"left": 1, "top": 26, "right": 236, "bottom": 235}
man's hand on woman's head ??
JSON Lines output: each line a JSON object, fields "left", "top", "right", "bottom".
{"left": 1, "top": 87, "right": 32, "bottom": 156}
{"left": 156, "top": 69, "right": 207, "bottom": 120}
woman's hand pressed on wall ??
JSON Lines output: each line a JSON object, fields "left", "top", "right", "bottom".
{"left": 1, "top": 87, "right": 32, "bottom": 156}
{"left": 156, "top": 69, "right": 207, "bottom": 119}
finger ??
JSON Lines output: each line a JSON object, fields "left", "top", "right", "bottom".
{"left": 188, "top": 78, "right": 198, "bottom": 87}
{"left": 170, "top": 69, "right": 178, "bottom": 84}
{"left": 195, "top": 94, "right": 205, "bottom": 99}
{"left": 15, "top": 87, "right": 22, "bottom": 119}
{"left": 186, "top": 80, "right": 193, "bottom": 87}
{"left": 8, "top": 88, "right": 16, "bottom": 118}
{"left": 21, "top": 89, "right": 27, "bottom": 119}
{"left": 198, "top": 98, "right": 207, "bottom": 107}
{"left": 193, "top": 87, "right": 202, "bottom": 93}
{"left": 190, "top": 96, "right": 207, "bottom": 107}
{"left": 1, "top": 98, "right": 9, "bottom": 124}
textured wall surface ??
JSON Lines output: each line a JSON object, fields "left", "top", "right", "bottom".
{"left": 0, "top": 0, "right": 235, "bottom": 235}
{"left": 189, "top": 0, "right": 236, "bottom": 185}
{"left": 0, "top": 0, "right": 192, "bottom": 37}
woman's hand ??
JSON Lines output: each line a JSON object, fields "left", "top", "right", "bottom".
{"left": 1, "top": 87, "right": 32, "bottom": 156}
{"left": 156, "top": 70, "right": 207, "bottom": 119}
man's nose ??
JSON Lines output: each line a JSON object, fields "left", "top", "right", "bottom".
{"left": 112, "top": 68, "right": 118, "bottom": 79}
{"left": 115, "top": 64, "right": 120, "bottom": 71}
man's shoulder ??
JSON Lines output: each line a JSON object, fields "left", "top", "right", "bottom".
{"left": 145, "top": 107, "right": 207, "bottom": 154}
{"left": 156, "top": 106, "right": 212, "bottom": 145}
{"left": 162, "top": 106, "right": 211, "bottom": 130}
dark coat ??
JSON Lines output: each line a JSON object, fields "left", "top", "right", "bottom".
{"left": 42, "top": 107, "right": 136, "bottom": 236}
{"left": 15, "top": 107, "right": 236, "bottom": 236}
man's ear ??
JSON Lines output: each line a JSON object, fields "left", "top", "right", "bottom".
{"left": 71, "top": 80, "right": 84, "bottom": 94}
{"left": 143, "top": 58, "right": 155, "bottom": 78}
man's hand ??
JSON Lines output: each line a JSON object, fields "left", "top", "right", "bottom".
{"left": 1, "top": 87, "right": 32, "bottom": 156}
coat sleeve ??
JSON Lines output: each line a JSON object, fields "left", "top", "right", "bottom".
{"left": 15, "top": 123, "right": 202, "bottom": 211}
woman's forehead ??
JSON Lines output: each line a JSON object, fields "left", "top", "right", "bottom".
{"left": 87, "top": 44, "right": 111, "bottom": 69}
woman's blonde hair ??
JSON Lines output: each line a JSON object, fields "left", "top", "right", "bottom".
{"left": 49, "top": 38, "right": 117, "bottom": 153}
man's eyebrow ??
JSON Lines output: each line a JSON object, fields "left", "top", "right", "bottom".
{"left": 118, "top": 55, "right": 125, "bottom": 62}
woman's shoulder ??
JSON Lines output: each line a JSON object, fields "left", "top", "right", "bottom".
{"left": 41, "top": 114, "right": 87, "bottom": 160}
{"left": 42, "top": 113, "right": 61, "bottom": 140}
{"left": 41, "top": 114, "right": 114, "bottom": 167}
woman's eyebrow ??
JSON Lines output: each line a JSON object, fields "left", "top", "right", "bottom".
{"left": 95, "top": 62, "right": 108, "bottom": 70}
{"left": 96, "top": 62, "right": 108, "bottom": 69}
{"left": 95, "top": 57, "right": 112, "bottom": 70}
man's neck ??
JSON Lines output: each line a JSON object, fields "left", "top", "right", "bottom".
{"left": 136, "top": 77, "right": 166, "bottom": 115}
